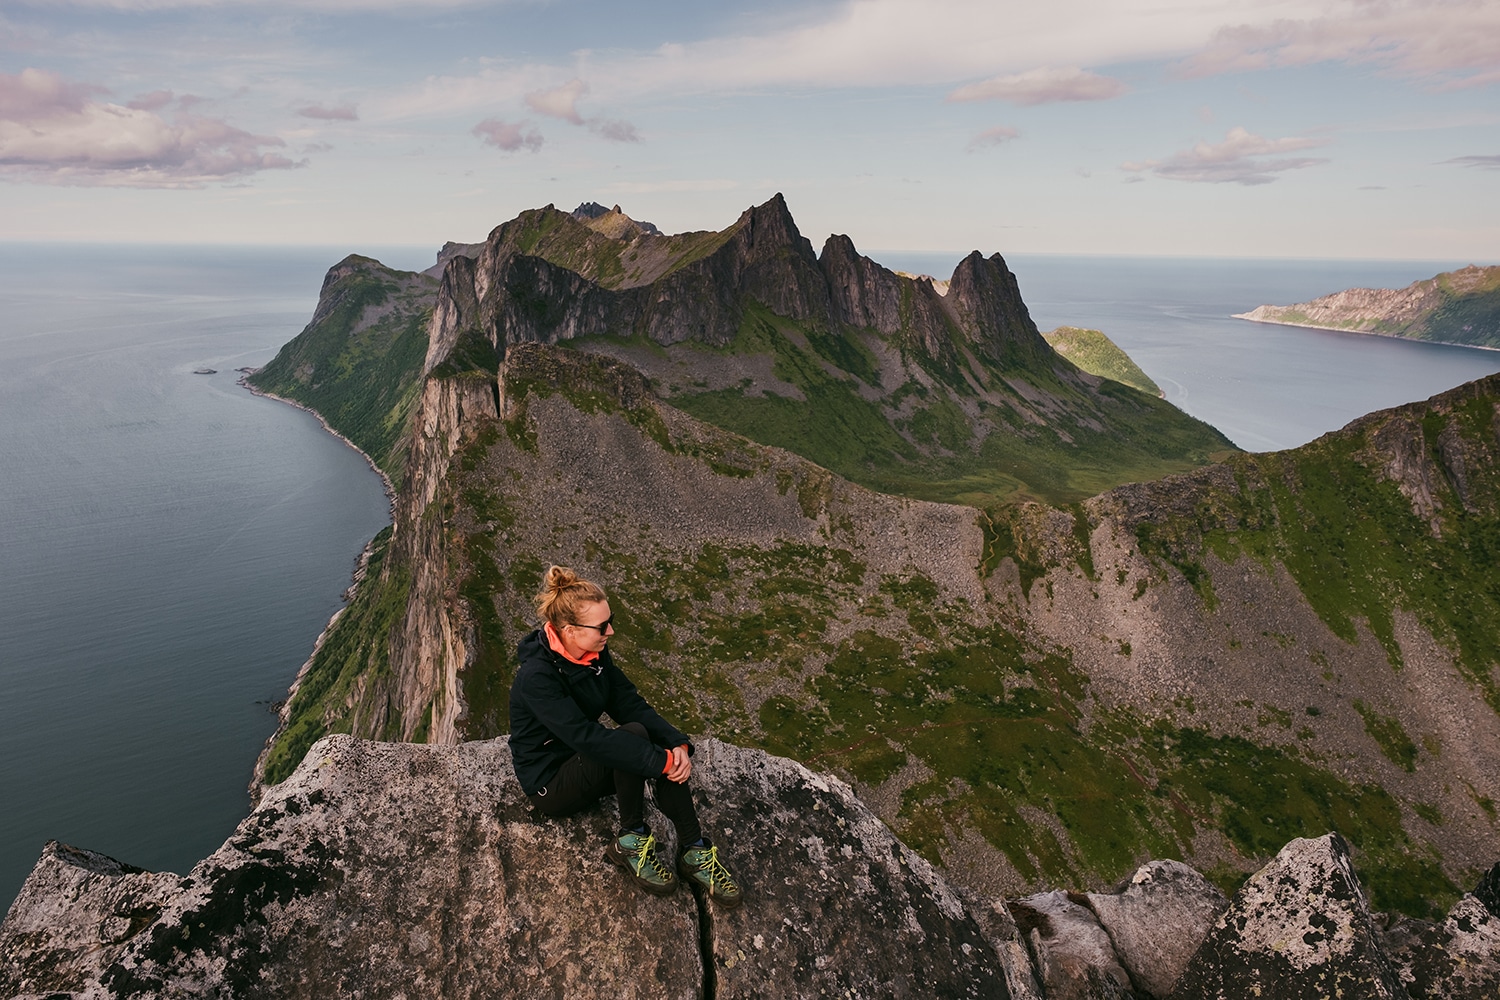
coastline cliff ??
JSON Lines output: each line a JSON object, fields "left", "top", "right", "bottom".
{"left": 1235, "top": 264, "right": 1500, "bottom": 351}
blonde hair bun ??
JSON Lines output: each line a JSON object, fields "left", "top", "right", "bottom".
{"left": 535, "top": 565, "right": 607, "bottom": 628}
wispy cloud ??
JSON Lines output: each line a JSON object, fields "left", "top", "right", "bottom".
{"left": 297, "top": 102, "right": 358, "bottom": 121}
{"left": 471, "top": 117, "right": 542, "bottom": 153}
{"left": 126, "top": 90, "right": 175, "bottom": 111}
{"left": 948, "top": 67, "right": 1126, "bottom": 105}
{"left": 589, "top": 118, "right": 640, "bottom": 143}
{"left": 379, "top": 1, "right": 1252, "bottom": 114}
{"left": 1180, "top": 1, "right": 1500, "bottom": 88}
{"left": 966, "top": 125, "right": 1019, "bottom": 152}
{"left": 0, "top": 68, "right": 300, "bottom": 187}
{"left": 520, "top": 77, "right": 640, "bottom": 143}
{"left": 1443, "top": 154, "right": 1500, "bottom": 170}
{"left": 525, "top": 78, "right": 587, "bottom": 125}
{"left": 1122, "top": 126, "right": 1328, "bottom": 185}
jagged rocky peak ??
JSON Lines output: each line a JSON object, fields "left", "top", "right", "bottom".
{"left": 570, "top": 200, "right": 662, "bottom": 238}
{"left": 424, "top": 239, "right": 486, "bottom": 278}
{"left": 422, "top": 192, "right": 1055, "bottom": 378}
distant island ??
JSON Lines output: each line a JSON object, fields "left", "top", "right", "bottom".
{"left": 1235, "top": 264, "right": 1500, "bottom": 351}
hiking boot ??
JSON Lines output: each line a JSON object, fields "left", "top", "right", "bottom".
{"left": 678, "top": 842, "right": 742, "bottom": 908}
{"left": 605, "top": 830, "right": 677, "bottom": 896}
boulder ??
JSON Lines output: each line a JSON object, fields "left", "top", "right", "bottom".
{"left": 1008, "top": 890, "right": 1135, "bottom": 999}
{"left": 1087, "top": 859, "right": 1228, "bottom": 998}
{"left": 1380, "top": 894, "right": 1500, "bottom": 999}
{"left": 1169, "top": 833, "right": 1407, "bottom": 999}
{"left": 0, "top": 735, "right": 1022, "bottom": 999}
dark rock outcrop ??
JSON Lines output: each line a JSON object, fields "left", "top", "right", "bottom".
{"left": 1379, "top": 893, "right": 1500, "bottom": 999}
{"left": 1169, "top": 833, "right": 1407, "bottom": 999}
{"left": 1477, "top": 861, "right": 1500, "bottom": 916}
{"left": 1, "top": 736, "right": 1023, "bottom": 999}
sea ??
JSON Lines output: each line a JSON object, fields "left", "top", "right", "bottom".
{"left": 2, "top": 244, "right": 1498, "bottom": 912}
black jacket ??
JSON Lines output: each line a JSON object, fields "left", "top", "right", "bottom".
{"left": 508, "top": 628, "right": 692, "bottom": 796}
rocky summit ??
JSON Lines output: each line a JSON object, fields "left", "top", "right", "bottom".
{"left": 3, "top": 736, "right": 1498, "bottom": 999}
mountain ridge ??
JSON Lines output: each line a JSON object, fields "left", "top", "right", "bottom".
{"left": 241, "top": 199, "right": 1497, "bottom": 920}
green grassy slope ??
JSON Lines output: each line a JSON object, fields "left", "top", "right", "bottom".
{"left": 482, "top": 205, "right": 735, "bottom": 290}
{"left": 605, "top": 304, "right": 1232, "bottom": 507}
{"left": 247, "top": 255, "right": 436, "bottom": 486}
{"left": 1115, "top": 381, "right": 1500, "bottom": 711}
{"left": 423, "top": 354, "right": 1489, "bottom": 918}
{"left": 1042, "top": 326, "right": 1163, "bottom": 396}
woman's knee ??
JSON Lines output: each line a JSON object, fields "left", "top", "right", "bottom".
{"left": 619, "top": 721, "right": 648, "bottom": 738}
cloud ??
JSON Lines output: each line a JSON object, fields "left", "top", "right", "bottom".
{"left": 948, "top": 67, "right": 1127, "bottom": 105}
{"left": 966, "top": 125, "right": 1019, "bottom": 152}
{"left": 471, "top": 117, "right": 542, "bottom": 152}
{"left": 127, "top": 90, "right": 175, "bottom": 111}
{"left": 381, "top": 1, "right": 1264, "bottom": 115}
{"left": 1444, "top": 154, "right": 1500, "bottom": 170}
{"left": 525, "top": 78, "right": 587, "bottom": 125}
{"left": 0, "top": 67, "right": 100, "bottom": 118}
{"left": 297, "top": 102, "right": 358, "bottom": 121}
{"left": 0, "top": 68, "right": 301, "bottom": 187}
{"left": 1180, "top": 1, "right": 1500, "bottom": 88}
{"left": 588, "top": 118, "right": 640, "bottom": 143}
{"left": 1122, "top": 126, "right": 1328, "bottom": 185}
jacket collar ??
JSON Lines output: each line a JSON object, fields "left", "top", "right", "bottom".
{"left": 543, "top": 621, "right": 603, "bottom": 673}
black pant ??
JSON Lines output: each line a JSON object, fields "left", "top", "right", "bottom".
{"left": 529, "top": 722, "right": 703, "bottom": 846}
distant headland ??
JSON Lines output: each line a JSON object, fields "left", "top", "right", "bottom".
{"left": 1235, "top": 264, "right": 1500, "bottom": 351}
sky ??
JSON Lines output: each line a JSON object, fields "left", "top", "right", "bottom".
{"left": 1, "top": 0, "right": 1497, "bottom": 260}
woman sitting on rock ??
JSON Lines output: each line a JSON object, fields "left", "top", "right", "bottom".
{"left": 509, "top": 565, "right": 741, "bottom": 907}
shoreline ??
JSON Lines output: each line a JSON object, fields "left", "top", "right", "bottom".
{"left": 1231, "top": 314, "right": 1500, "bottom": 353}
{"left": 238, "top": 371, "right": 392, "bottom": 801}
{"left": 238, "top": 371, "right": 399, "bottom": 506}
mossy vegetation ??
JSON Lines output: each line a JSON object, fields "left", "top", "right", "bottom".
{"left": 261, "top": 528, "right": 411, "bottom": 785}
{"left": 645, "top": 302, "right": 1234, "bottom": 508}
{"left": 440, "top": 377, "right": 1465, "bottom": 917}
{"left": 1127, "top": 404, "right": 1500, "bottom": 712}
{"left": 1042, "top": 326, "right": 1163, "bottom": 397}
{"left": 248, "top": 257, "right": 435, "bottom": 486}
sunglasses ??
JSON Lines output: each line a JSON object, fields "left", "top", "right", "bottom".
{"left": 567, "top": 615, "right": 614, "bottom": 635}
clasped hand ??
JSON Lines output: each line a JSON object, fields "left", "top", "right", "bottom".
{"left": 665, "top": 745, "right": 692, "bottom": 783}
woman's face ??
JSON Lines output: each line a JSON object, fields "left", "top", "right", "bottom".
{"left": 562, "top": 599, "right": 613, "bottom": 656}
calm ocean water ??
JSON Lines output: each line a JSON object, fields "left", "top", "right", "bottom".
{"left": 3, "top": 244, "right": 1498, "bottom": 912}
{"left": 0, "top": 244, "right": 429, "bottom": 911}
